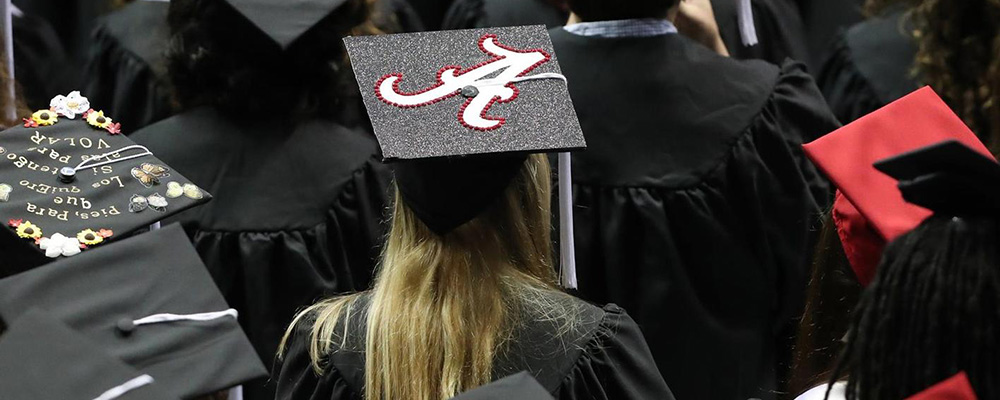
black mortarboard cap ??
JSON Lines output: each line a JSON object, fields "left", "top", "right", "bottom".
{"left": 223, "top": 0, "right": 349, "bottom": 49}
{"left": 343, "top": 26, "right": 586, "bottom": 234}
{"left": 449, "top": 372, "right": 554, "bottom": 400}
{"left": 0, "top": 309, "right": 176, "bottom": 400}
{"left": 0, "top": 92, "right": 211, "bottom": 272}
{"left": 875, "top": 140, "right": 1000, "bottom": 215}
{"left": 0, "top": 223, "right": 267, "bottom": 399}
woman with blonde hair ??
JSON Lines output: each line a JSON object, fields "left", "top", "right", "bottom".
{"left": 275, "top": 26, "right": 672, "bottom": 400}
{"left": 276, "top": 152, "right": 673, "bottom": 399}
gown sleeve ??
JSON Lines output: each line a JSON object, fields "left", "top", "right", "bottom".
{"left": 81, "top": 21, "right": 173, "bottom": 132}
{"left": 275, "top": 313, "right": 360, "bottom": 400}
{"left": 186, "top": 157, "right": 392, "bottom": 388}
{"left": 556, "top": 305, "right": 676, "bottom": 400}
{"left": 440, "top": 0, "right": 484, "bottom": 30}
{"left": 816, "top": 31, "right": 884, "bottom": 125}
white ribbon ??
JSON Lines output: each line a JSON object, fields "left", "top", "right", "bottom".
{"left": 133, "top": 309, "right": 239, "bottom": 327}
{"left": 558, "top": 153, "right": 577, "bottom": 289}
{"left": 3, "top": 0, "right": 15, "bottom": 122}
{"left": 92, "top": 375, "right": 155, "bottom": 400}
{"left": 737, "top": 0, "right": 758, "bottom": 47}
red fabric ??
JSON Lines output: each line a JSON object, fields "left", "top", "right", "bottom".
{"left": 831, "top": 192, "right": 884, "bottom": 286}
{"left": 906, "top": 372, "right": 978, "bottom": 400}
{"left": 803, "top": 87, "right": 994, "bottom": 285}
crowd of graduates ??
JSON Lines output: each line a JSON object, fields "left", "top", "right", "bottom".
{"left": 1, "top": 0, "right": 999, "bottom": 399}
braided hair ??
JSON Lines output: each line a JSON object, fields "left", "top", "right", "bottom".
{"left": 829, "top": 214, "right": 1000, "bottom": 399}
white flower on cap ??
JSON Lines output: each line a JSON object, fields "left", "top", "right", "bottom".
{"left": 49, "top": 91, "right": 91, "bottom": 119}
{"left": 38, "top": 233, "right": 82, "bottom": 258}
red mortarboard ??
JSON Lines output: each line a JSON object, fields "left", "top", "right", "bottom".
{"left": 905, "top": 372, "right": 978, "bottom": 400}
{"left": 802, "top": 87, "right": 994, "bottom": 286}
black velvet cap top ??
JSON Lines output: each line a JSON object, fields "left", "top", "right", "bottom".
{"left": 0, "top": 309, "right": 177, "bottom": 400}
{"left": 0, "top": 224, "right": 267, "bottom": 399}
{"left": 875, "top": 140, "right": 1000, "bottom": 216}
{"left": 0, "top": 96, "right": 211, "bottom": 272}
{"left": 343, "top": 25, "right": 586, "bottom": 234}
{"left": 450, "top": 372, "right": 555, "bottom": 400}
{"left": 223, "top": 0, "right": 349, "bottom": 49}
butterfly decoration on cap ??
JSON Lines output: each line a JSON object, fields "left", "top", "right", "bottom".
{"left": 132, "top": 163, "right": 171, "bottom": 187}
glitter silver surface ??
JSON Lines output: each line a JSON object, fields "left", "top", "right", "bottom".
{"left": 344, "top": 25, "right": 587, "bottom": 160}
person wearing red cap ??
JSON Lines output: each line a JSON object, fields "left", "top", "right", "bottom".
{"left": 792, "top": 88, "right": 1000, "bottom": 399}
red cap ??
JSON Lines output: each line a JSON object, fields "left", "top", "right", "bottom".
{"left": 906, "top": 372, "right": 978, "bottom": 400}
{"left": 803, "top": 87, "right": 994, "bottom": 285}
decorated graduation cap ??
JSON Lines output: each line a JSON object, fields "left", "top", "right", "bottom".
{"left": 0, "top": 224, "right": 267, "bottom": 399}
{"left": 223, "top": 0, "right": 348, "bottom": 49}
{"left": 0, "top": 309, "right": 176, "bottom": 400}
{"left": 905, "top": 372, "right": 978, "bottom": 400}
{"left": 802, "top": 87, "right": 993, "bottom": 286}
{"left": 0, "top": 91, "right": 210, "bottom": 272}
{"left": 450, "top": 372, "right": 554, "bottom": 400}
{"left": 875, "top": 140, "right": 1000, "bottom": 216}
{"left": 344, "top": 25, "right": 586, "bottom": 286}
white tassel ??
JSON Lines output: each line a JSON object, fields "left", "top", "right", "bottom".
{"left": 558, "top": 153, "right": 578, "bottom": 289}
{"left": 737, "top": 0, "right": 758, "bottom": 47}
{"left": 133, "top": 309, "right": 238, "bottom": 327}
{"left": 2, "top": 0, "right": 14, "bottom": 122}
{"left": 92, "top": 375, "right": 155, "bottom": 400}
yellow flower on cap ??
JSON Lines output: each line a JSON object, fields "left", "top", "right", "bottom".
{"left": 16, "top": 221, "right": 42, "bottom": 239}
{"left": 77, "top": 229, "right": 104, "bottom": 245}
{"left": 86, "top": 110, "right": 112, "bottom": 129}
{"left": 31, "top": 110, "right": 58, "bottom": 126}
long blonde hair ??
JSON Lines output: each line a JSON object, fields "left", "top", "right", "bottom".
{"left": 281, "top": 154, "right": 579, "bottom": 399}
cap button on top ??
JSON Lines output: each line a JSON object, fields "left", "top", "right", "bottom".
{"left": 460, "top": 85, "right": 479, "bottom": 98}
{"left": 58, "top": 167, "right": 76, "bottom": 183}
{"left": 116, "top": 318, "right": 136, "bottom": 335}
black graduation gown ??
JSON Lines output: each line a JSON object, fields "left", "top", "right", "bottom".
{"left": 83, "top": 0, "right": 173, "bottom": 133}
{"left": 79, "top": 0, "right": 423, "bottom": 135}
{"left": 713, "top": 0, "right": 810, "bottom": 65}
{"left": 276, "top": 293, "right": 676, "bottom": 400}
{"left": 549, "top": 28, "right": 838, "bottom": 400}
{"left": 12, "top": 12, "right": 80, "bottom": 110}
{"left": 441, "top": 0, "right": 567, "bottom": 30}
{"left": 817, "top": 11, "right": 918, "bottom": 125}
{"left": 797, "top": 0, "right": 865, "bottom": 71}
{"left": 441, "top": 0, "right": 807, "bottom": 66}
{"left": 130, "top": 107, "right": 392, "bottom": 400}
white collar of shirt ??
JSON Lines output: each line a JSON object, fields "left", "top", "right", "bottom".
{"left": 563, "top": 19, "right": 678, "bottom": 38}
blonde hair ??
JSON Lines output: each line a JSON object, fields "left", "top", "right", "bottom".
{"left": 280, "top": 154, "right": 580, "bottom": 399}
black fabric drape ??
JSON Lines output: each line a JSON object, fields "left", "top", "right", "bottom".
{"left": 817, "top": 11, "right": 918, "bottom": 125}
{"left": 131, "top": 107, "right": 392, "bottom": 400}
{"left": 276, "top": 294, "right": 676, "bottom": 400}
{"left": 550, "top": 28, "right": 839, "bottom": 400}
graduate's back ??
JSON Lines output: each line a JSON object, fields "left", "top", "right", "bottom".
{"left": 550, "top": 11, "right": 839, "bottom": 399}
{"left": 129, "top": 1, "right": 392, "bottom": 399}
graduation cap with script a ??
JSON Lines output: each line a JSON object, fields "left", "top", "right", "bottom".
{"left": 0, "top": 91, "right": 210, "bottom": 272}
{"left": 344, "top": 25, "right": 586, "bottom": 286}
{"left": 0, "top": 224, "right": 266, "bottom": 399}
{"left": 0, "top": 309, "right": 176, "bottom": 400}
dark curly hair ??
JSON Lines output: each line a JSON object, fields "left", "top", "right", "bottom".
{"left": 829, "top": 214, "right": 1000, "bottom": 399}
{"left": 166, "top": 0, "right": 380, "bottom": 120}
{"left": 864, "top": 0, "right": 1000, "bottom": 156}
